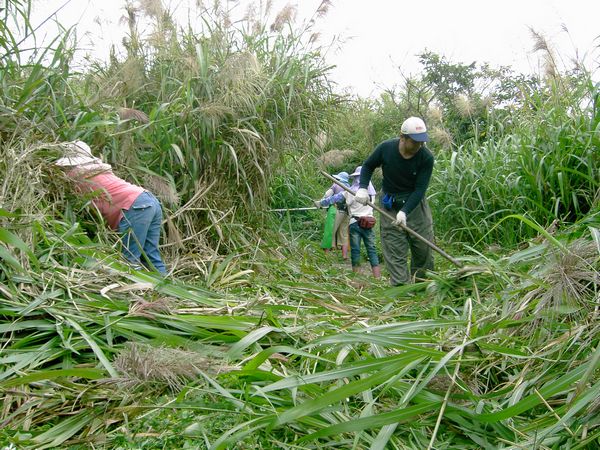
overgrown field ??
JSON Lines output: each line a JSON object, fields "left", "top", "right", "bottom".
{"left": 1, "top": 1, "right": 599, "bottom": 449}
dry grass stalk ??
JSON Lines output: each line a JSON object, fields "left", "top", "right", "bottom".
{"left": 271, "top": 4, "right": 296, "bottom": 32}
{"left": 318, "top": 149, "right": 355, "bottom": 168}
{"left": 313, "top": 131, "right": 328, "bottom": 149}
{"left": 120, "top": 3, "right": 137, "bottom": 29}
{"left": 164, "top": 215, "right": 184, "bottom": 250}
{"left": 480, "top": 96, "right": 493, "bottom": 111}
{"left": 117, "top": 107, "right": 149, "bottom": 124}
{"left": 147, "top": 29, "right": 167, "bottom": 50}
{"left": 429, "top": 126, "right": 453, "bottom": 150}
{"left": 138, "top": 0, "right": 164, "bottom": 18}
{"left": 517, "top": 239, "right": 599, "bottom": 317}
{"left": 220, "top": 52, "right": 262, "bottom": 88}
{"left": 199, "top": 103, "right": 235, "bottom": 120}
{"left": 529, "top": 27, "right": 558, "bottom": 79}
{"left": 243, "top": 2, "right": 258, "bottom": 23}
{"left": 122, "top": 58, "right": 146, "bottom": 94}
{"left": 308, "top": 32, "right": 320, "bottom": 45}
{"left": 427, "top": 374, "right": 461, "bottom": 394}
{"left": 128, "top": 297, "right": 174, "bottom": 318}
{"left": 454, "top": 94, "right": 474, "bottom": 118}
{"left": 316, "top": 0, "right": 332, "bottom": 17}
{"left": 142, "top": 174, "right": 179, "bottom": 206}
{"left": 114, "top": 343, "right": 233, "bottom": 390}
{"left": 426, "top": 104, "right": 443, "bottom": 124}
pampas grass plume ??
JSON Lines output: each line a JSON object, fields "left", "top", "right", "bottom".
{"left": 455, "top": 94, "right": 474, "bottom": 118}
{"left": 429, "top": 126, "right": 453, "bottom": 150}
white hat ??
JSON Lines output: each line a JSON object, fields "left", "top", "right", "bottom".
{"left": 400, "top": 117, "right": 428, "bottom": 142}
{"left": 55, "top": 140, "right": 99, "bottom": 166}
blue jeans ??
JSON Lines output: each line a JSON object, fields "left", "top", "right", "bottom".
{"left": 349, "top": 222, "right": 379, "bottom": 268}
{"left": 118, "top": 191, "right": 166, "bottom": 274}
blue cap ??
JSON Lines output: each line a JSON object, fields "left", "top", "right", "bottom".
{"left": 333, "top": 171, "right": 349, "bottom": 185}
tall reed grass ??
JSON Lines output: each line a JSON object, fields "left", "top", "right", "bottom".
{"left": 432, "top": 74, "right": 599, "bottom": 247}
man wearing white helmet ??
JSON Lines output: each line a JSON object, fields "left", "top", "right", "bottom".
{"left": 354, "top": 117, "right": 434, "bottom": 285}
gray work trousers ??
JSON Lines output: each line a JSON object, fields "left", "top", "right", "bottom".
{"left": 380, "top": 198, "right": 434, "bottom": 285}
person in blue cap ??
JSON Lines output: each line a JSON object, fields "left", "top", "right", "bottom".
{"left": 317, "top": 166, "right": 381, "bottom": 279}
{"left": 354, "top": 117, "right": 435, "bottom": 285}
{"left": 316, "top": 171, "right": 351, "bottom": 258}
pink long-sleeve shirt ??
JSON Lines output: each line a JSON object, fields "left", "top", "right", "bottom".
{"left": 70, "top": 171, "right": 144, "bottom": 230}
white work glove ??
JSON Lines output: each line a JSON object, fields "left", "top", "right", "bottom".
{"left": 314, "top": 200, "right": 323, "bottom": 209}
{"left": 393, "top": 210, "right": 407, "bottom": 227}
{"left": 354, "top": 188, "right": 369, "bottom": 205}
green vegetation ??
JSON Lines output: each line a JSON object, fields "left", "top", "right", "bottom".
{"left": 1, "top": 1, "right": 599, "bottom": 449}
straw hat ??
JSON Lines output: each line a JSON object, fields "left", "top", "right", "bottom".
{"left": 55, "top": 141, "right": 99, "bottom": 166}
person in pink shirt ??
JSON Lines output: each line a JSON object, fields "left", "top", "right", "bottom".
{"left": 56, "top": 141, "right": 166, "bottom": 274}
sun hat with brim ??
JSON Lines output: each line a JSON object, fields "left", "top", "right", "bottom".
{"left": 350, "top": 166, "right": 362, "bottom": 177}
{"left": 332, "top": 171, "right": 349, "bottom": 185}
{"left": 400, "top": 116, "right": 429, "bottom": 142}
{"left": 55, "top": 140, "right": 99, "bottom": 166}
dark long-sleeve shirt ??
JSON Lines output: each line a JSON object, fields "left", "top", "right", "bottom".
{"left": 359, "top": 138, "right": 434, "bottom": 214}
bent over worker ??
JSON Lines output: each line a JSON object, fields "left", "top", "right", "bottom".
{"left": 55, "top": 140, "right": 167, "bottom": 274}
{"left": 355, "top": 117, "right": 434, "bottom": 285}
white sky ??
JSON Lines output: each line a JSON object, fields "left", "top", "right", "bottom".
{"left": 29, "top": 0, "right": 600, "bottom": 98}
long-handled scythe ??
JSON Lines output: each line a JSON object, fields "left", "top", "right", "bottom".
{"left": 269, "top": 207, "right": 320, "bottom": 212}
